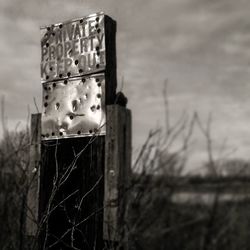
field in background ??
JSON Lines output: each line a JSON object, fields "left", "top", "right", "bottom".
{"left": 1, "top": 108, "right": 250, "bottom": 249}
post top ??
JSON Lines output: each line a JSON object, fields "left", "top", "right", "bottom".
{"left": 40, "top": 12, "right": 106, "bottom": 30}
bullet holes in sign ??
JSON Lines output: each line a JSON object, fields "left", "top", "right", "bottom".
{"left": 90, "top": 105, "right": 96, "bottom": 112}
{"left": 55, "top": 102, "right": 60, "bottom": 110}
{"left": 72, "top": 100, "right": 77, "bottom": 111}
{"left": 96, "top": 78, "right": 101, "bottom": 87}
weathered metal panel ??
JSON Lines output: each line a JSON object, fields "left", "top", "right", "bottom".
{"left": 41, "top": 74, "right": 105, "bottom": 140}
{"left": 40, "top": 12, "right": 106, "bottom": 82}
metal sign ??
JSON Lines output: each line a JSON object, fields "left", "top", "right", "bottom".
{"left": 40, "top": 12, "right": 105, "bottom": 82}
{"left": 40, "top": 12, "right": 117, "bottom": 140}
{"left": 41, "top": 74, "right": 106, "bottom": 140}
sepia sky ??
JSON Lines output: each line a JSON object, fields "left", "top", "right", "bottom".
{"left": 1, "top": 0, "right": 250, "bottom": 172}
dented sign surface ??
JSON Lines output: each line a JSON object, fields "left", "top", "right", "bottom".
{"left": 42, "top": 74, "right": 106, "bottom": 140}
{"left": 40, "top": 12, "right": 105, "bottom": 82}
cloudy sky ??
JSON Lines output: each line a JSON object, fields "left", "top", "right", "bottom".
{"left": 1, "top": 0, "right": 250, "bottom": 172}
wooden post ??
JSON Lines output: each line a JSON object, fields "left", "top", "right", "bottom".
{"left": 39, "top": 136, "right": 105, "bottom": 249}
{"left": 104, "top": 105, "right": 132, "bottom": 248}
{"left": 25, "top": 113, "right": 41, "bottom": 249}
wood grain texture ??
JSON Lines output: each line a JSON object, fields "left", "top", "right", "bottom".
{"left": 26, "top": 113, "right": 41, "bottom": 236}
{"left": 39, "top": 136, "right": 105, "bottom": 250}
{"left": 104, "top": 15, "right": 117, "bottom": 105}
{"left": 104, "top": 105, "right": 132, "bottom": 244}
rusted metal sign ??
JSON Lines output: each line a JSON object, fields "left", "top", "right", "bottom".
{"left": 40, "top": 12, "right": 117, "bottom": 140}
{"left": 41, "top": 74, "right": 106, "bottom": 139}
{"left": 40, "top": 12, "right": 105, "bottom": 82}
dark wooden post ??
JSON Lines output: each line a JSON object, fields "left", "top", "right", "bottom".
{"left": 39, "top": 136, "right": 106, "bottom": 249}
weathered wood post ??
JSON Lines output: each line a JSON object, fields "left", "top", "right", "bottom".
{"left": 25, "top": 12, "right": 132, "bottom": 250}
{"left": 25, "top": 113, "right": 41, "bottom": 250}
{"left": 104, "top": 105, "right": 132, "bottom": 249}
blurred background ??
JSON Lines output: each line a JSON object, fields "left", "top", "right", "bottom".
{"left": 1, "top": 0, "right": 250, "bottom": 173}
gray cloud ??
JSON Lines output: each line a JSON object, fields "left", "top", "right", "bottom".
{"left": 1, "top": 0, "right": 250, "bottom": 171}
